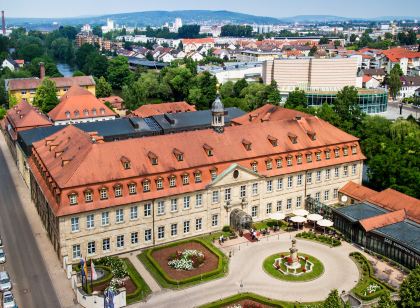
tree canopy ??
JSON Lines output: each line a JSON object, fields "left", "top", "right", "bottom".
{"left": 33, "top": 78, "right": 59, "bottom": 113}
{"left": 95, "top": 76, "right": 112, "bottom": 98}
{"left": 399, "top": 266, "right": 420, "bottom": 308}
{"left": 285, "top": 88, "right": 307, "bottom": 109}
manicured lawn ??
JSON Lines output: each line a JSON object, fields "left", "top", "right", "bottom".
{"left": 138, "top": 237, "right": 228, "bottom": 289}
{"left": 349, "top": 252, "right": 396, "bottom": 301}
{"left": 263, "top": 252, "right": 324, "bottom": 282}
{"left": 198, "top": 292, "right": 323, "bottom": 308}
{"left": 253, "top": 219, "right": 287, "bottom": 231}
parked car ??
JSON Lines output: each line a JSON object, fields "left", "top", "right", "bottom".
{"left": 0, "top": 236, "right": 3, "bottom": 247}
{"left": 0, "top": 249, "right": 5, "bottom": 264}
{"left": 2, "top": 291, "right": 16, "bottom": 308}
{"left": 0, "top": 272, "right": 11, "bottom": 292}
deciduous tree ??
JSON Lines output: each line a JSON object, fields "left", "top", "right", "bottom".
{"left": 33, "top": 78, "right": 59, "bottom": 113}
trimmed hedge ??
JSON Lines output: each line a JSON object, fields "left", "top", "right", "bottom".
{"left": 123, "top": 258, "right": 152, "bottom": 304}
{"left": 139, "top": 238, "right": 228, "bottom": 288}
{"left": 198, "top": 292, "right": 323, "bottom": 308}
{"left": 349, "top": 252, "right": 396, "bottom": 301}
{"left": 296, "top": 231, "right": 341, "bottom": 247}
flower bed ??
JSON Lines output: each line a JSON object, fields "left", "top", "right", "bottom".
{"left": 263, "top": 252, "right": 324, "bottom": 282}
{"left": 168, "top": 249, "right": 205, "bottom": 271}
{"left": 138, "top": 238, "right": 228, "bottom": 288}
{"left": 349, "top": 252, "right": 396, "bottom": 301}
{"left": 296, "top": 231, "right": 341, "bottom": 247}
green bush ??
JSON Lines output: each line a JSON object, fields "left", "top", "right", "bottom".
{"left": 296, "top": 231, "right": 341, "bottom": 247}
{"left": 139, "top": 238, "right": 228, "bottom": 288}
{"left": 222, "top": 225, "right": 231, "bottom": 232}
{"left": 123, "top": 258, "right": 151, "bottom": 304}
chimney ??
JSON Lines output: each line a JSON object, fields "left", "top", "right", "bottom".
{"left": 1, "top": 11, "right": 5, "bottom": 35}
{"left": 39, "top": 62, "right": 45, "bottom": 79}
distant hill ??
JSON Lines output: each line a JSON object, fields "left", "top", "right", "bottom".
{"left": 7, "top": 10, "right": 420, "bottom": 28}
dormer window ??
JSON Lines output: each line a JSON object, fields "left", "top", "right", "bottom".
{"left": 84, "top": 190, "right": 93, "bottom": 202}
{"left": 325, "top": 149, "right": 331, "bottom": 160}
{"left": 83, "top": 109, "right": 89, "bottom": 116}
{"left": 343, "top": 147, "right": 349, "bottom": 156}
{"left": 92, "top": 108, "right": 97, "bottom": 116}
{"left": 156, "top": 178, "right": 163, "bottom": 190}
{"left": 203, "top": 144, "right": 213, "bottom": 156}
{"left": 316, "top": 152, "right": 321, "bottom": 161}
{"left": 114, "top": 185, "right": 122, "bottom": 197}
{"left": 120, "top": 156, "right": 131, "bottom": 169}
{"left": 307, "top": 131, "right": 316, "bottom": 141}
{"left": 100, "top": 108, "right": 105, "bottom": 115}
{"left": 276, "top": 158, "right": 282, "bottom": 168}
{"left": 210, "top": 168, "right": 218, "bottom": 180}
{"left": 288, "top": 132, "right": 298, "bottom": 144}
{"left": 265, "top": 159, "right": 272, "bottom": 170}
{"left": 242, "top": 139, "right": 252, "bottom": 151}
{"left": 182, "top": 173, "right": 189, "bottom": 185}
{"left": 334, "top": 148, "right": 340, "bottom": 158}
{"left": 69, "top": 193, "right": 78, "bottom": 205}
{"left": 352, "top": 145, "right": 357, "bottom": 155}
{"left": 194, "top": 171, "right": 202, "bottom": 183}
{"left": 143, "top": 180, "right": 150, "bottom": 192}
{"left": 99, "top": 188, "right": 108, "bottom": 200}
{"left": 287, "top": 155, "right": 293, "bottom": 166}
{"left": 169, "top": 176, "right": 176, "bottom": 187}
{"left": 74, "top": 110, "right": 80, "bottom": 117}
{"left": 173, "top": 148, "right": 184, "bottom": 161}
{"left": 251, "top": 161, "right": 258, "bottom": 172}
{"left": 65, "top": 111, "right": 71, "bottom": 119}
{"left": 128, "top": 183, "right": 137, "bottom": 195}
{"left": 296, "top": 154, "right": 302, "bottom": 165}
{"left": 267, "top": 135, "right": 278, "bottom": 147}
{"left": 148, "top": 151, "right": 158, "bottom": 165}
{"left": 306, "top": 153, "right": 312, "bottom": 163}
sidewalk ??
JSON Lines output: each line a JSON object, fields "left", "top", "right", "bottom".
{"left": 123, "top": 253, "right": 162, "bottom": 293}
{"left": 0, "top": 133, "right": 79, "bottom": 308}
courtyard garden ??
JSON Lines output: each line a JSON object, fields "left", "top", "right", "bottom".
{"left": 73, "top": 256, "right": 151, "bottom": 304}
{"left": 296, "top": 231, "right": 341, "bottom": 247}
{"left": 138, "top": 237, "right": 228, "bottom": 288}
{"left": 349, "top": 252, "right": 396, "bottom": 301}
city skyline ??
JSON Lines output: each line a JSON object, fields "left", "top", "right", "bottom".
{"left": 3, "top": 0, "right": 420, "bottom": 19}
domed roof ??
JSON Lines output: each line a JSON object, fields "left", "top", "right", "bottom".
{"left": 211, "top": 96, "right": 224, "bottom": 113}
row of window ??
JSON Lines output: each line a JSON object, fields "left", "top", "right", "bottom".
{"left": 64, "top": 108, "right": 106, "bottom": 119}
{"left": 71, "top": 216, "right": 219, "bottom": 258}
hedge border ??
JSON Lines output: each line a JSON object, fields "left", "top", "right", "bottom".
{"left": 296, "top": 231, "right": 341, "bottom": 248}
{"left": 123, "top": 258, "right": 152, "bottom": 304}
{"left": 349, "top": 252, "right": 396, "bottom": 301}
{"left": 198, "top": 292, "right": 323, "bottom": 308}
{"left": 139, "top": 237, "right": 228, "bottom": 288}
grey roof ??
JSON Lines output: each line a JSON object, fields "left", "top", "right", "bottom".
{"left": 362, "top": 68, "right": 386, "bottom": 76}
{"left": 334, "top": 202, "right": 388, "bottom": 222}
{"left": 152, "top": 107, "right": 245, "bottom": 134}
{"left": 374, "top": 221, "right": 420, "bottom": 253}
{"left": 211, "top": 96, "right": 224, "bottom": 113}
{"left": 127, "top": 57, "right": 168, "bottom": 68}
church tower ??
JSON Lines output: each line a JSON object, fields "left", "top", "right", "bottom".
{"left": 211, "top": 95, "right": 225, "bottom": 133}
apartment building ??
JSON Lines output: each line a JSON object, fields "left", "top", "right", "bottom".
{"left": 28, "top": 99, "right": 365, "bottom": 264}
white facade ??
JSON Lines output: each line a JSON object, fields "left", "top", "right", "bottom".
{"left": 54, "top": 116, "right": 116, "bottom": 126}
{"left": 1, "top": 58, "right": 16, "bottom": 71}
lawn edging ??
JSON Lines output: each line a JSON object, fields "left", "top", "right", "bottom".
{"left": 296, "top": 231, "right": 341, "bottom": 247}
{"left": 198, "top": 292, "right": 323, "bottom": 308}
{"left": 349, "top": 252, "right": 396, "bottom": 301}
{"left": 138, "top": 237, "right": 228, "bottom": 288}
{"left": 123, "top": 258, "right": 152, "bottom": 304}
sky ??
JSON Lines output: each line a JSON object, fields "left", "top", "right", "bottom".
{"left": 3, "top": 0, "right": 420, "bottom": 19}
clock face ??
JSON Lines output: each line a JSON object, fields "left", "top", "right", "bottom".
{"left": 341, "top": 195, "right": 348, "bottom": 202}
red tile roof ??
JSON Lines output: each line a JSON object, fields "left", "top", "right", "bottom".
{"left": 48, "top": 86, "right": 116, "bottom": 121}
{"left": 360, "top": 209, "right": 406, "bottom": 232}
{"left": 182, "top": 38, "right": 215, "bottom": 45}
{"left": 367, "top": 189, "right": 420, "bottom": 223}
{"left": 99, "top": 96, "right": 124, "bottom": 110}
{"left": 4, "top": 101, "right": 52, "bottom": 139}
{"left": 30, "top": 115, "right": 365, "bottom": 216}
{"left": 339, "top": 181, "right": 378, "bottom": 202}
{"left": 382, "top": 47, "right": 420, "bottom": 63}
{"left": 362, "top": 75, "right": 373, "bottom": 83}
{"left": 131, "top": 101, "right": 197, "bottom": 118}
{"left": 6, "top": 76, "right": 95, "bottom": 91}
{"left": 231, "top": 104, "right": 312, "bottom": 125}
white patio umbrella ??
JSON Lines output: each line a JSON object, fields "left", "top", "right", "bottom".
{"left": 290, "top": 215, "right": 306, "bottom": 230}
{"left": 269, "top": 212, "right": 286, "bottom": 221}
{"left": 293, "top": 209, "right": 309, "bottom": 217}
{"left": 307, "top": 213, "right": 323, "bottom": 229}
{"left": 317, "top": 219, "right": 334, "bottom": 233}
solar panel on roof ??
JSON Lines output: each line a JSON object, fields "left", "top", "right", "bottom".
{"left": 144, "top": 117, "right": 163, "bottom": 131}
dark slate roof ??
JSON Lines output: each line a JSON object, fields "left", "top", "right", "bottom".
{"left": 334, "top": 202, "right": 388, "bottom": 222}
{"left": 374, "top": 221, "right": 420, "bottom": 253}
{"left": 127, "top": 57, "right": 169, "bottom": 68}
{"left": 151, "top": 107, "right": 245, "bottom": 134}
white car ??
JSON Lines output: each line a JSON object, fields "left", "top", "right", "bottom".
{"left": 2, "top": 291, "right": 16, "bottom": 308}
{"left": 0, "top": 272, "right": 11, "bottom": 292}
{"left": 0, "top": 248, "right": 5, "bottom": 264}
{"left": 0, "top": 236, "right": 3, "bottom": 247}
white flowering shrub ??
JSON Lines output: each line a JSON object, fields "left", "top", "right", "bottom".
{"left": 167, "top": 249, "right": 205, "bottom": 271}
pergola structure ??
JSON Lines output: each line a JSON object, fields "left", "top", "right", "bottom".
{"left": 230, "top": 208, "right": 253, "bottom": 230}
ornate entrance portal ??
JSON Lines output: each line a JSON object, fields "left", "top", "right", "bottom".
{"left": 230, "top": 208, "right": 252, "bottom": 230}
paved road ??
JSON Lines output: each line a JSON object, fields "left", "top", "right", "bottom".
{"left": 134, "top": 234, "right": 360, "bottom": 308}
{"left": 0, "top": 144, "right": 61, "bottom": 307}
